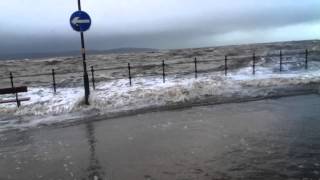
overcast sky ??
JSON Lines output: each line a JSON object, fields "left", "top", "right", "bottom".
{"left": 0, "top": 0, "right": 320, "bottom": 54}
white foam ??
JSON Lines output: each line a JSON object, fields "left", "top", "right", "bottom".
{"left": 0, "top": 63, "right": 320, "bottom": 131}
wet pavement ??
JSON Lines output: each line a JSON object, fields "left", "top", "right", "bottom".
{"left": 1, "top": 94, "right": 320, "bottom": 180}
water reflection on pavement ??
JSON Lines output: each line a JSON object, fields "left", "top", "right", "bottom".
{"left": 1, "top": 94, "right": 320, "bottom": 180}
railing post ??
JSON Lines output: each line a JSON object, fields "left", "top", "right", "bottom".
{"left": 52, "top": 69, "right": 56, "bottom": 94}
{"left": 280, "top": 50, "right": 283, "bottom": 72}
{"left": 9, "top": 72, "right": 20, "bottom": 108}
{"left": 162, "top": 60, "right": 166, "bottom": 83}
{"left": 305, "top": 49, "right": 309, "bottom": 70}
{"left": 194, "top": 57, "right": 198, "bottom": 79}
{"left": 128, "top": 63, "right": 132, "bottom": 86}
{"left": 91, "top": 66, "right": 96, "bottom": 90}
{"left": 224, "top": 56, "right": 228, "bottom": 76}
{"left": 252, "top": 52, "right": 256, "bottom": 75}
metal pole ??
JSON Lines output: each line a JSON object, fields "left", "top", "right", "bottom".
{"left": 280, "top": 50, "right": 283, "bottom": 72}
{"left": 78, "top": 0, "right": 90, "bottom": 105}
{"left": 91, "top": 66, "right": 95, "bottom": 90}
{"left": 78, "top": 0, "right": 82, "bottom": 10}
{"left": 194, "top": 57, "right": 198, "bottom": 79}
{"left": 162, "top": 60, "right": 166, "bottom": 83}
{"left": 252, "top": 52, "right": 256, "bottom": 75}
{"left": 52, "top": 69, "right": 56, "bottom": 94}
{"left": 224, "top": 56, "right": 228, "bottom": 76}
{"left": 128, "top": 63, "right": 132, "bottom": 86}
{"left": 10, "top": 72, "right": 20, "bottom": 108}
{"left": 305, "top": 49, "right": 308, "bottom": 70}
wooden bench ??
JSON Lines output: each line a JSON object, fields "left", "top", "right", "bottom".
{"left": 0, "top": 86, "right": 30, "bottom": 107}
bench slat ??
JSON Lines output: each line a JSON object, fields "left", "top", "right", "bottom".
{"left": 0, "top": 86, "right": 28, "bottom": 94}
{"left": 0, "top": 97, "right": 30, "bottom": 104}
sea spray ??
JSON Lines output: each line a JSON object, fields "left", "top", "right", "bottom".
{"left": 0, "top": 66, "right": 320, "bottom": 132}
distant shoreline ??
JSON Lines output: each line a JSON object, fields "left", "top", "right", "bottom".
{"left": 0, "top": 39, "right": 318, "bottom": 61}
{"left": 0, "top": 47, "right": 158, "bottom": 61}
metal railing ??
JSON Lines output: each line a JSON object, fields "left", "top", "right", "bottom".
{"left": 0, "top": 49, "right": 318, "bottom": 95}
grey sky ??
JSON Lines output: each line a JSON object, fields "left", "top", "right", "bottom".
{"left": 0, "top": 0, "right": 320, "bottom": 54}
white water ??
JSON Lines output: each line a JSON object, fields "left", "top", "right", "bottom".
{"left": 0, "top": 64, "right": 320, "bottom": 131}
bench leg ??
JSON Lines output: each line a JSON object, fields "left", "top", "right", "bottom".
{"left": 16, "top": 93, "right": 20, "bottom": 108}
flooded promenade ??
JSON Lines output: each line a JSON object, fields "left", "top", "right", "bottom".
{"left": 1, "top": 94, "right": 320, "bottom": 180}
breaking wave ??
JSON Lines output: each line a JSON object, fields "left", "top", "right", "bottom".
{"left": 0, "top": 64, "right": 320, "bottom": 132}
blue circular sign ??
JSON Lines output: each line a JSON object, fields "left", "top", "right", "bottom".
{"left": 70, "top": 11, "right": 91, "bottom": 32}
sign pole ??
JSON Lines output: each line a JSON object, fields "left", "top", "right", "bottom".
{"left": 77, "top": 0, "right": 90, "bottom": 105}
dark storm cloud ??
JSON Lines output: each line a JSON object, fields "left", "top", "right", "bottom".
{"left": 0, "top": 0, "right": 319, "bottom": 55}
